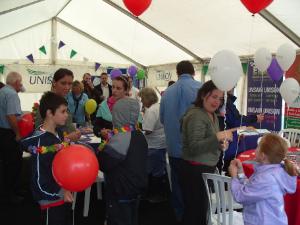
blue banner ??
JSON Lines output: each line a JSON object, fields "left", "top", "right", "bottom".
{"left": 247, "top": 62, "right": 282, "bottom": 132}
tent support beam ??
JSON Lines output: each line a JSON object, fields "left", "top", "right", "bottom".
{"left": 55, "top": 0, "right": 72, "bottom": 17}
{"left": 0, "top": 19, "right": 50, "bottom": 40}
{"left": 102, "top": 0, "right": 204, "bottom": 63}
{"left": 51, "top": 18, "right": 57, "bottom": 65}
{"left": 0, "top": 0, "right": 45, "bottom": 16}
{"left": 56, "top": 17, "right": 146, "bottom": 69}
{"left": 260, "top": 10, "right": 300, "bottom": 47}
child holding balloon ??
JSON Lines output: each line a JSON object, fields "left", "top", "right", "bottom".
{"left": 21, "top": 91, "right": 73, "bottom": 225}
{"left": 229, "top": 133, "right": 298, "bottom": 225}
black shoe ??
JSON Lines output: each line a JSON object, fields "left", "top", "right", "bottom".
{"left": 147, "top": 195, "right": 168, "bottom": 203}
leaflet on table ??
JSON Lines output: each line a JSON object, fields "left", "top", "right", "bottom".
{"left": 237, "top": 129, "right": 271, "bottom": 136}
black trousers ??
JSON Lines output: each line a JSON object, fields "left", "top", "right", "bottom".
{"left": 106, "top": 197, "right": 140, "bottom": 225}
{"left": 178, "top": 160, "right": 215, "bottom": 225}
{"left": 41, "top": 203, "right": 73, "bottom": 225}
{"left": 0, "top": 128, "right": 23, "bottom": 200}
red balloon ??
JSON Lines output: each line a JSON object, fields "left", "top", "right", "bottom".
{"left": 52, "top": 144, "right": 99, "bottom": 192}
{"left": 123, "top": 0, "right": 152, "bottom": 17}
{"left": 18, "top": 113, "right": 34, "bottom": 138}
{"left": 240, "top": 0, "right": 273, "bottom": 14}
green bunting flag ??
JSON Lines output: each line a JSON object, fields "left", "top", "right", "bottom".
{"left": 0, "top": 65, "right": 4, "bottom": 74}
{"left": 242, "top": 63, "right": 248, "bottom": 75}
{"left": 39, "top": 46, "right": 47, "bottom": 55}
{"left": 70, "top": 50, "right": 77, "bottom": 59}
{"left": 202, "top": 65, "right": 208, "bottom": 75}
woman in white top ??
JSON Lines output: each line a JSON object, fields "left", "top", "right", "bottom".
{"left": 139, "top": 87, "right": 168, "bottom": 202}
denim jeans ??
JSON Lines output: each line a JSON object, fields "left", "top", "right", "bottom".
{"left": 147, "top": 148, "right": 166, "bottom": 177}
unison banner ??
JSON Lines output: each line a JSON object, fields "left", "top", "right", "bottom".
{"left": 247, "top": 62, "right": 282, "bottom": 132}
{"left": 2, "top": 64, "right": 106, "bottom": 93}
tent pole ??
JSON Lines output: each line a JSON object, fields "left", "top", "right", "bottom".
{"left": 259, "top": 10, "right": 300, "bottom": 47}
{"left": 51, "top": 18, "right": 57, "bottom": 65}
{"left": 0, "top": 0, "right": 45, "bottom": 16}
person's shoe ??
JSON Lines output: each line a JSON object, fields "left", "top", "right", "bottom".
{"left": 147, "top": 195, "right": 168, "bottom": 203}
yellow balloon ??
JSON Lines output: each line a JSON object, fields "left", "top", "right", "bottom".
{"left": 85, "top": 99, "right": 97, "bottom": 115}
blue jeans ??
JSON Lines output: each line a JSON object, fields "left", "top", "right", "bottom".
{"left": 147, "top": 148, "right": 166, "bottom": 177}
{"left": 169, "top": 157, "right": 184, "bottom": 222}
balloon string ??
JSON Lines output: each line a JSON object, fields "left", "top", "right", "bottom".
{"left": 46, "top": 208, "right": 49, "bottom": 225}
{"left": 234, "top": 114, "right": 243, "bottom": 159}
{"left": 259, "top": 71, "right": 264, "bottom": 129}
{"left": 273, "top": 83, "right": 277, "bottom": 131}
{"left": 221, "top": 92, "right": 228, "bottom": 174}
{"left": 285, "top": 105, "right": 289, "bottom": 129}
{"left": 131, "top": 20, "right": 138, "bottom": 58}
{"left": 72, "top": 207, "right": 75, "bottom": 225}
{"left": 247, "top": 15, "right": 256, "bottom": 57}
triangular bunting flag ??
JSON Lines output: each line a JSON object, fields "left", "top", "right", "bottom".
{"left": 58, "top": 41, "right": 65, "bottom": 49}
{"left": 26, "top": 54, "right": 34, "bottom": 63}
{"left": 202, "top": 65, "right": 208, "bottom": 75}
{"left": 39, "top": 46, "right": 47, "bottom": 55}
{"left": 70, "top": 50, "right": 77, "bottom": 59}
{"left": 242, "top": 63, "right": 248, "bottom": 75}
{"left": 95, "top": 62, "right": 101, "bottom": 71}
{"left": 0, "top": 65, "right": 4, "bottom": 74}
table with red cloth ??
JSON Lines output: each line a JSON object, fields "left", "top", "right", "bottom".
{"left": 237, "top": 148, "right": 300, "bottom": 225}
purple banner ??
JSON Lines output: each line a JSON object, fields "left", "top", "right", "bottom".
{"left": 247, "top": 62, "right": 282, "bottom": 132}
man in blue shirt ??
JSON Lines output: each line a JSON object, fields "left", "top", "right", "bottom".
{"left": 160, "top": 61, "right": 201, "bottom": 221}
{"left": 0, "top": 71, "right": 24, "bottom": 204}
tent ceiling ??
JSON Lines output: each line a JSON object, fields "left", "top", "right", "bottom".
{"left": 0, "top": 0, "right": 299, "bottom": 66}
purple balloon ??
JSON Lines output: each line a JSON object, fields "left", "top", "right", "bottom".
{"left": 110, "top": 68, "right": 122, "bottom": 79}
{"left": 267, "top": 58, "right": 283, "bottom": 81}
{"left": 128, "top": 65, "right": 137, "bottom": 77}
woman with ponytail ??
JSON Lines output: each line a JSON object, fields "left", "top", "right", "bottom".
{"left": 229, "top": 133, "right": 298, "bottom": 225}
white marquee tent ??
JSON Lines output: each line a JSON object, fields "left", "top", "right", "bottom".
{"left": 0, "top": 0, "right": 300, "bottom": 111}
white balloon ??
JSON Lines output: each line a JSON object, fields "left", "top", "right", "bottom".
{"left": 276, "top": 43, "right": 296, "bottom": 71}
{"left": 208, "top": 50, "right": 243, "bottom": 91}
{"left": 254, "top": 48, "right": 272, "bottom": 72}
{"left": 279, "top": 78, "right": 300, "bottom": 105}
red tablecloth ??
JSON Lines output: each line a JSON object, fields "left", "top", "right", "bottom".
{"left": 237, "top": 148, "right": 300, "bottom": 225}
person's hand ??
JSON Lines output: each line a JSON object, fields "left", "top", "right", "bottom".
{"left": 15, "top": 133, "right": 22, "bottom": 142}
{"left": 256, "top": 114, "right": 264, "bottom": 123}
{"left": 229, "top": 160, "right": 239, "bottom": 178}
{"left": 63, "top": 190, "right": 74, "bottom": 203}
{"left": 220, "top": 139, "right": 230, "bottom": 151}
{"left": 66, "top": 130, "right": 81, "bottom": 142}
{"left": 100, "top": 129, "right": 111, "bottom": 139}
{"left": 216, "top": 130, "right": 233, "bottom": 142}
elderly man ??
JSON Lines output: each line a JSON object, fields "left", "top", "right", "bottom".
{"left": 0, "top": 72, "right": 24, "bottom": 204}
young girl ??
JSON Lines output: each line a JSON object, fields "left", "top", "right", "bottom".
{"left": 229, "top": 133, "right": 298, "bottom": 225}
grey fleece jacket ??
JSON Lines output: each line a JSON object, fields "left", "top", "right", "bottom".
{"left": 181, "top": 106, "right": 221, "bottom": 166}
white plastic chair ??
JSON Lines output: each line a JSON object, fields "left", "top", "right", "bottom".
{"left": 279, "top": 129, "right": 300, "bottom": 147}
{"left": 72, "top": 170, "right": 104, "bottom": 217}
{"left": 202, "top": 173, "right": 244, "bottom": 225}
